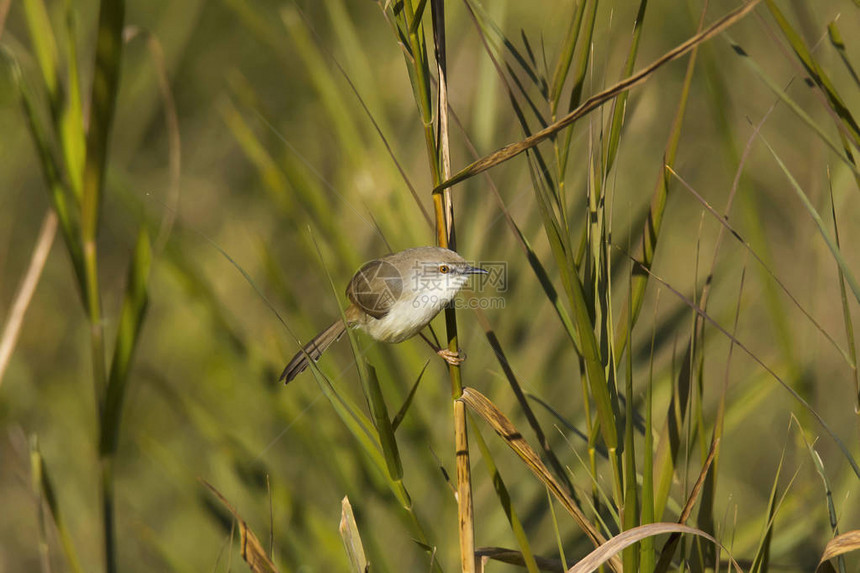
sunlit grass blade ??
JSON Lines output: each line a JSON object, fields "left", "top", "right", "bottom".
{"left": 81, "top": 0, "right": 124, "bottom": 244}
{"left": 30, "top": 436, "right": 84, "bottom": 573}
{"left": 22, "top": 0, "right": 59, "bottom": 103}
{"left": 100, "top": 229, "right": 152, "bottom": 456}
{"left": 621, "top": 270, "right": 638, "bottom": 573}
{"left": 460, "top": 387, "right": 621, "bottom": 572}
{"left": 339, "top": 497, "right": 368, "bottom": 573}
{"left": 548, "top": 0, "right": 588, "bottom": 115}
{"left": 760, "top": 135, "right": 860, "bottom": 304}
{"left": 567, "top": 522, "right": 742, "bottom": 573}
{"left": 60, "top": 2, "right": 85, "bottom": 197}
{"left": 6, "top": 52, "right": 85, "bottom": 294}
{"left": 639, "top": 291, "right": 660, "bottom": 571}
{"left": 202, "top": 481, "right": 280, "bottom": 573}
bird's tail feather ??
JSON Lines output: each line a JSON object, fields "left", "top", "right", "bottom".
{"left": 280, "top": 319, "right": 348, "bottom": 383}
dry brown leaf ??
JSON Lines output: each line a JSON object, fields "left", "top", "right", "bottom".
{"left": 817, "top": 530, "right": 860, "bottom": 572}
{"left": 201, "top": 480, "right": 279, "bottom": 573}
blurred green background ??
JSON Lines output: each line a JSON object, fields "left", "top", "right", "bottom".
{"left": 1, "top": 0, "right": 859, "bottom": 571}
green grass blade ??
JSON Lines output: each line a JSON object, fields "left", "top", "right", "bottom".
{"left": 365, "top": 363, "right": 403, "bottom": 481}
{"left": 81, "top": 0, "right": 124, "bottom": 243}
{"left": 22, "top": 0, "right": 59, "bottom": 100}
{"left": 548, "top": 0, "right": 588, "bottom": 114}
{"left": 60, "top": 2, "right": 85, "bottom": 197}
{"left": 729, "top": 40, "right": 860, "bottom": 179}
{"left": 613, "top": 2, "right": 705, "bottom": 363}
{"left": 761, "top": 135, "right": 860, "bottom": 304}
{"left": 7, "top": 53, "right": 86, "bottom": 296}
{"left": 100, "top": 229, "right": 151, "bottom": 456}
{"left": 604, "top": 0, "right": 648, "bottom": 174}
{"left": 30, "top": 436, "right": 85, "bottom": 573}
{"left": 828, "top": 176, "right": 860, "bottom": 410}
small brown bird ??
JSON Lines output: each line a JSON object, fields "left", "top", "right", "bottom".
{"left": 281, "top": 247, "right": 486, "bottom": 383}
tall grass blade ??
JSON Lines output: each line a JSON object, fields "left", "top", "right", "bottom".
{"left": 613, "top": 1, "right": 707, "bottom": 362}
{"left": 604, "top": 0, "right": 648, "bottom": 174}
{"left": 436, "top": 0, "right": 762, "bottom": 192}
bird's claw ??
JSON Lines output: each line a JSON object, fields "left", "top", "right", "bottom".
{"left": 437, "top": 348, "right": 466, "bottom": 366}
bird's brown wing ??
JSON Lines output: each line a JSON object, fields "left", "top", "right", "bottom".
{"left": 346, "top": 259, "right": 404, "bottom": 320}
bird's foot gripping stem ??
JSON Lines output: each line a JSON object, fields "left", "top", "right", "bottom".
{"left": 436, "top": 347, "right": 466, "bottom": 366}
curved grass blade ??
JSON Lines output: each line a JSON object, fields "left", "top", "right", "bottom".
{"left": 566, "top": 522, "right": 742, "bottom": 573}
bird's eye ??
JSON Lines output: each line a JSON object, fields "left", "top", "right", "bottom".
{"left": 439, "top": 264, "right": 449, "bottom": 274}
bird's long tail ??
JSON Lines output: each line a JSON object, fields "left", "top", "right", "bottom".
{"left": 280, "top": 319, "right": 348, "bottom": 383}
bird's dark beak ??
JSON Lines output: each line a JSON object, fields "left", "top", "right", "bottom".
{"left": 464, "top": 265, "right": 488, "bottom": 275}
